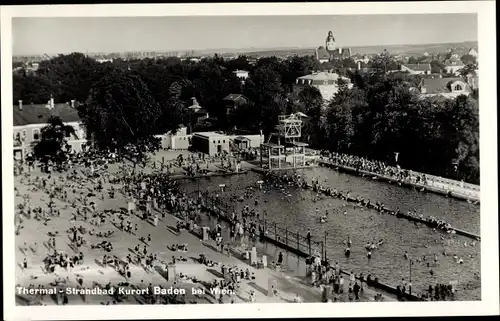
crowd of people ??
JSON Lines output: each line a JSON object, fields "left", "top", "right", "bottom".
{"left": 319, "top": 151, "right": 428, "bottom": 184}
{"left": 15, "top": 143, "right": 480, "bottom": 304}
{"left": 265, "top": 170, "right": 459, "bottom": 235}
{"left": 15, "top": 149, "right": 239, "bottom": 305}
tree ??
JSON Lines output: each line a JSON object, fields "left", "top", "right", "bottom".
{"left": 296, "top": 86, "right": 325, "bottom": 146}
{"left": 461, "top": 54, "right": 476, "bottom": 65}
{"left": 32, "top": 116, "right": 76, "bottom": 165}
{"left": 79, "top": 68, "right": 163, "bottom": 167}
{"left": 324, "top": 86, "right": 367, "bottom": 152}
{"left": 224, "top": 55, "right": 252, "bottom": 72}
{"left": 407, "top": 56, "right": 419, "bottom": 65}
{"left": 244, "top": 63, "right": 287, "bottom": 135}
{"left": 370, "top": 54, "right": 399, "bottom": 74}
{"left": 36, "top": 53, "right": 100, "bottom": 103}
{"left": 13, "top": 73, "right": 53, "bottom": 104}
{"left": 458, "top": 64, "right": 478, "bottom": 77}
{"left": 162, "top": 80, "right": 192, "bottom": 133}
{"left": 430, "top": 60, "right": 445, "bottom": 74}
{"left": 189, "top": 57, "right": 242, "bottom": 128}
{"left": 281, "top": 55, "right": 321, "bottom": 92}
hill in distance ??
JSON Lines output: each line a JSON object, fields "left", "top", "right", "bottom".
{"left": 195, "top": 41, "right": 478, "bottom": 57}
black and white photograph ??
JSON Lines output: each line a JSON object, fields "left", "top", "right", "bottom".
{"left": 1, "top": 2, "right": 498, "bottom": 320}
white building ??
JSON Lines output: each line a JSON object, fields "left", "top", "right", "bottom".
{"left": 233, "top": 70, "right": 249, "bottom": 81}
{"left": 156, "top": 126, "right": 192, "bottom": 150}
{"left": 293, "top": 71, "right": 352, "bottom": 103}
{"left": 191, "top": 132, "right": 231, "bottom": 156}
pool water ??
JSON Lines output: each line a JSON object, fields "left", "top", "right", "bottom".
{"left": 179, "top": 168, "right": 481, "bottom": 300}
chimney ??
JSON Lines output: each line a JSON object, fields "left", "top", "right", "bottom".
{"left": 50, "top": 95, "right": 55, "bottom": 109}
{"left": 71, "top": 99, "right": 75, "bottom": 108}
{"left": 315, "top": 48, "right": 319, "bottom": 61}
{"left": 357, "top": 61, "right": 361, "bottom": 70}
{"left": 18, "top": 100, "right": 23, "bottom": 111}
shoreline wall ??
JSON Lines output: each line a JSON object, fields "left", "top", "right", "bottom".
{"left": 317, "top": 160, "right": 480, "bottom": 203}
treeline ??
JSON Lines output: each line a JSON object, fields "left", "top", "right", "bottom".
{"left": 323, "top": 73, "right": 479, "bottom": 184}
{"left": 13, "top": 52, "right": 479, "bottom": 183}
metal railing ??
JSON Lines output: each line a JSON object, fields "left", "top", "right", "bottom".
{"left": 192, "top": 190, "right": 324, "bottom": 258}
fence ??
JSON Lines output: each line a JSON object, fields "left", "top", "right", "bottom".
{"left": 256, "top": 219, "right": 324, "bottom": 257}
{"left": 189, "top": 189, "right": 325, "bottom": 259}
{"left": 423, "top": 173, "right": 480, "bottom": 192}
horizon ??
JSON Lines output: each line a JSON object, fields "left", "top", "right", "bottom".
{"left": 12, "top": 40, "right": 478, "bottom": 57}
{"left": 12, "top": 14, "right": 477, "bottom": 56}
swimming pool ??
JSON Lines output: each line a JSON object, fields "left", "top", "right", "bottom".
{"left": 179, "top": 168, "right": 481, "bottom": 300}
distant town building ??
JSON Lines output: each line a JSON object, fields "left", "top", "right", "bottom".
{"left": 233, "top": 70, "right": 249, "bottom": 83}
{"left": 400, "top": 64, "right": 432, "bottom": 75}
{"left": 315, "top": 47, "right": 331, "bottom": 63}
{"left": 293, "top": 71, "right": 352, "bottom": 102}
{"left": 316, "top": 47, "right": 351, "bottom": 62}
{"left": 247, "top": 57, "right": 258, "bottom": 65}
{"left": 13, "top": 99, "right": 86, "bottom": 160}
{"left": 468, "top": 48, "right": 478, "bottom": 58}
{"left": 96, "top": 58, "right": 114, "bottom": 63}
{"left": 412, "top": 77, "right": 471, "bottom": 99}
{"left": 316, "top": 31, "right": 351, "bottom": 62}
{"left": 444, "top": 59, "right": 465, "bottom": 76}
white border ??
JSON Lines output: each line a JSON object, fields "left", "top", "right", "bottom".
{"left": 2, "top": 2, "right": 498, "bottom": 319}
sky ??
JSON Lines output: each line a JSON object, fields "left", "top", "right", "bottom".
{"left": 12, "top": 14, "right": 477, "bottom": 55}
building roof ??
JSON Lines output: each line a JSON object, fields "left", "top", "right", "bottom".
{"left": 420, "top": 77, "right": 469, "bottom": 94}
{"left": 297, "top": 71, "right": 340, "bottom": 82}
{"left": 316, "top": 47, "right": 351, "bottom": 60}
{"left": 261, "top": 142, "right": 284, "bottom": 149}
{"left": 402, "top": 64, "right": 431, "bottom": 72}
{"left": 13, "top": 103, "right": 81, "bottom": 127}
{"left": 224, "top": 94, "right": 247, "bottom": 101}
{"left": 289, "top": 142, "right": 309, "bottom": 147}
{"left": 193, "top": 131, "right": 228, "bottom": 139}
{"left": 316, "top": 47, "right": 329, "bottom": 59}
{"left": 233, "top": 136, "right": 251, "bottom": 141}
